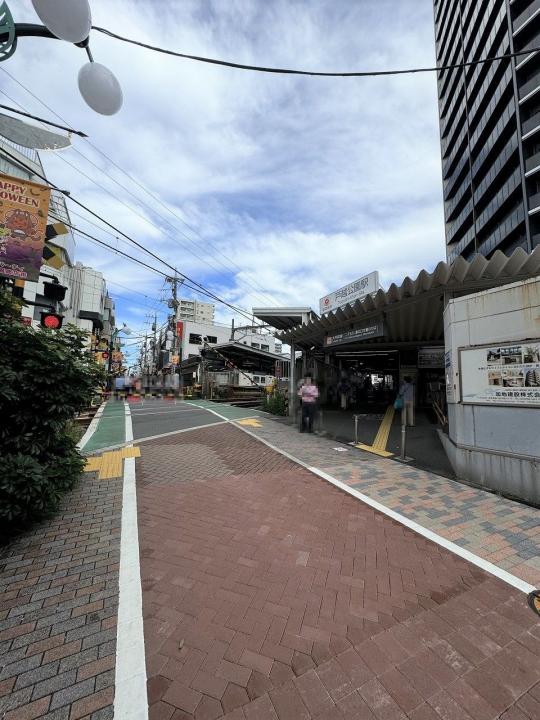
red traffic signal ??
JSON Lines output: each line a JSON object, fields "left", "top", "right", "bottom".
{"left": 101, "top": 351, "right": 110, "bottom": 359}
{"left": 40, "top": 312, "right": 64, "bottom": 329}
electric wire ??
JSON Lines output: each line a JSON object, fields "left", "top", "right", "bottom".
{"left": 0, "top": 69, "right": 280, "bottom": 307}
{"left": 0, "top": 145, "right": 262, "bottom": 323}
{"left": 45, "top": 206, "right": 259, "bottom": 323}
{"left": 0, "top": 102, "right": 87, "bottom": 136}
{"left": 93, "top": 25, "right": 540, "bottom": 77}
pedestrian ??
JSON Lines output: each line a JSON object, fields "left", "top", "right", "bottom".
{"left": 397, "top": 375, "right": 415, "bottom": 426}
{"left": 298, "top": 372, "right": 319, "bottom": 433}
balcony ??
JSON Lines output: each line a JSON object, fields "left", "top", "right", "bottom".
{"left": 513, "top": 0, "right": 540, "bottom": 35}
{"left": 522, "top": 110, "right": 540, "bottom": 136}
{"left": 519, "top": 71, "right": 540, "bottom": 101}
{"left": 525, "top": 149, "right": 540, "bottom": 173}
{"left": 528, "top": 191, "right": 540, "bottom": 212}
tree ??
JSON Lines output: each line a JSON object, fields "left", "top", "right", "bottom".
{"left": 0, "top": 287, "right": 104, "bottom": 538}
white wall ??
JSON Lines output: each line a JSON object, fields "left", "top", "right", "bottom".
{"left": 442, "top": 276, "right": 540, "bottom": 504}
{"left": 179, "top": 319, "right": 276, "bottom": 359}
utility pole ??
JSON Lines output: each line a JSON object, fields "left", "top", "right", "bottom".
{"left": 166, "top": 275, "right": 182, "bottom": 391}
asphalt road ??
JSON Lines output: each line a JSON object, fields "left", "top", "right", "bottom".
{"left": 129, "top": 398, "right": 222, "bottom": 440}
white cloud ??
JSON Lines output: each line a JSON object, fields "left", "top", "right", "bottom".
{"left": 3, "top": 0, "right": 445, "bottom": 337}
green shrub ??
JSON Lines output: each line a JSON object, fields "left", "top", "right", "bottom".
{"left": 0, "top": 289, "right": 104, "bottom": 538}
{"left": 262, "top": 391, "right": 287, "bottom": 416}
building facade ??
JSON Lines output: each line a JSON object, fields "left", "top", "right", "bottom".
{"left": 177, "top": 297, "right": 215, "bottom": 323}
{"left": 177, "top": 318, "right": 276, "bottom": 361}
{"left": 0, "top": 135, "right": 116, "bottom": 352}
{"left": 434, "top": 0, "right": 540, "bottom": 262}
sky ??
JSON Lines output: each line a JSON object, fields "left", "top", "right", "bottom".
{"left": 2, "top": 0, "right": 445, "bottom": 366}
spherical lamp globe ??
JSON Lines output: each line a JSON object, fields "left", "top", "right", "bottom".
{"left": 78, "top": 62, "right": 123, "bottom": 116}
{"left": 31, "top": 0, "right": 92, "bottom": 44}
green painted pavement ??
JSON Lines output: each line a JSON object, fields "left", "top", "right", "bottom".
{"left": 83, "top": 400, "right": 126, "bottom": 453}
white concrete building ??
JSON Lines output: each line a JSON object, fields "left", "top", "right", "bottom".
{"left": 177, "top": 297, "right": 215, "bottom": 323}
{"left": 177, "top": 318, "right": 276, "bottom": 361}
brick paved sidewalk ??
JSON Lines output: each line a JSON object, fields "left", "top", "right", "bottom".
{"left": 137, "top": 423, "right": 540, "bottom": 720}
{"left": 0, "top": 472, "right": 122, "bottom": 720}
{"left": 228, "top": 412, "right": 540, "bottom": 588}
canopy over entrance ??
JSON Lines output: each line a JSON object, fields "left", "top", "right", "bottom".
{"left": 252, "top": 307, "right": 317, "bottom": 332}
{"left": 275, "top": 247, "right": 540, "bottom": 350}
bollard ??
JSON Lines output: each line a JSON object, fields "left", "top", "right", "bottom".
{"left": 353, "top": 414, "right": 360, "bottom": 444}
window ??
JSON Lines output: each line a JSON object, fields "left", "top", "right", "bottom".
{"left": 251, "top": 343, "right": 260, "bottom": 349}
{"left": 261, "top": 344, "right": 269, "bottom": 352}
{"left": 259, "top": 376, "right": 266, "bottom": 384}
{"left": 253, "top": 376, "right": 260, "bottom": 383}
{"left": 189, "top": 333, "right": 202, "bottom": 344}
{"left": 206, "top": 335, "right": 218, "bottom": 344}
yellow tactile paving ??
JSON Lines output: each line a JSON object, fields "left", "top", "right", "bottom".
{"left": 354, "top": 405, "right": 395, "bottom": 458}
{"left": 237, "top": 418, "right": 263, "bottom": 427}
{"left": 84, "top": 446, "right": 141, "bottom": 479}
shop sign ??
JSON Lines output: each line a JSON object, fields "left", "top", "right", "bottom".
{"left": 445, "top": 350, "right": 454, "bottom": 403}
{"left": 320, "top": 271, "right": 379, "bottom": 315}
{"left": 418, "top": 346, "right": 445, "bottom": 368}
{"left": 460, "top": 339, "right": 540, "bottom": 406}
{"left": 325, "top": 317, "right": 384, "bottom": 347}
{"left": 0, "top": 173, "right": 51, "bottom": 281}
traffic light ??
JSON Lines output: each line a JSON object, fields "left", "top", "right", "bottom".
{"left": 40, "top": 312, "right": 64, "bottom": 329}
{"left": 43, "top": 282, "right": 67, "bottom": 302}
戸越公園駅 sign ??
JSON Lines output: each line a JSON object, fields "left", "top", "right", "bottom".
{"left": 319, "top": 271, "right": 379, "bottom": 315}
{"left": 460, "top": 340, "right": 540, "bottom": 406}
{"left": 0, "top": 173, "right": 51, "bottom": 282}
{"left": 325, "top": 317, "right": 385, "bottom": 347}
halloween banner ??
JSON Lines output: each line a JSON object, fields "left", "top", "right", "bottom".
{"left": 0, "top": 172, "right": 51, "bottom": 281}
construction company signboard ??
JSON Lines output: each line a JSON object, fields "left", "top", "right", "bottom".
{"left": 418, "top": 346, "right": 445, "bottom": 368}
{"left": 460, "top": 340, "right": 540, "bottom": 406}
{"left": 319, "top": 271, "right": 379, "bottom": 315}
{"left": 0, "top": 173, "right": 51, "bottom": 281}
{"left": 325, "top": 317, "right": 385, "bottom": 347}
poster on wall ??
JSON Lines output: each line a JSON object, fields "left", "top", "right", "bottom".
{"left": 460, "top": 340, "right": 540, "bottom": 406}
{"left": 0, "top": 173, "right": 51, "bottom": 281}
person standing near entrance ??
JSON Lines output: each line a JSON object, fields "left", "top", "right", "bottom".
{"left": 337, "top": 374, "right": 350, "bottom": 410}
{"left": 298, "top": 373, "right": 319, "bottom": 432}
{"left": 398, "top": 375, "right": 415, "bottom": 426}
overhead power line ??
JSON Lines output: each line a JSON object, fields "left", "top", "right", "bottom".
{"left": 45, "top": 208, "right": 260, "bottom": 324}
{"left": 0, "top": 145, "right": 261, "bottom": 323}
{"left": 93, "top": 25, "right": 540, "bottom": 77}
{"left": 0, "top": 103, "right": 87, "bottom": 137}
{"left": 0, "top": 69, "right": 280, "bottom": 308}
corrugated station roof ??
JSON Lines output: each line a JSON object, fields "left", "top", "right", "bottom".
{"left": 277, "top": 247, "right": 540, "bottom": 349}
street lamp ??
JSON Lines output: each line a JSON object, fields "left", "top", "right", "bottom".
{"left": 0, "top": 0, "right": 123, "bottom": 115}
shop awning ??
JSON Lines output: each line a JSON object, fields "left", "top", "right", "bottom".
{"left": 277, "top": 247, "right": 540, "bottom": 349}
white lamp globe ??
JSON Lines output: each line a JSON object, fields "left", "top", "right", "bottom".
{"left": 32, "top": 0, "right": 92, "bottom": 44}
{"left": 78, "top": 62, "right": 123, "bottom": 115}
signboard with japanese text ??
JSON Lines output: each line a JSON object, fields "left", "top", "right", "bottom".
{"left": 319, "top": 271, "right": 379, "bottom": 315}
{"left": 325, "top": 317, "right": 385, "bottom": 347}
{"left": 418, "top": 346, "right": 445, "bottom": 368}
{"left": 460, "top": 340, "right": 540, "bottom": 406}
{"left": 0, "top": 173, "right": 51, "bottom": 281}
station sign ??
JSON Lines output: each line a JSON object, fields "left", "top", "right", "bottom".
{"left": 319, "top": 271, "right": 379, "bottom": 315}
{"left": 325, "top": 317, "right": 385, "bottom": 347}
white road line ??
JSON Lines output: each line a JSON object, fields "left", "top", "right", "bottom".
{"left": 191, "top": 402, "right": 536, "bottom": 596}
{"left": 77, "top": 401, "right": 106, "bottom": 451}
{"left": 129, "top": 408, "right": 208, "bottom": 417}
{"left": 114, "top": 402, "right": 147, "bottom": 720}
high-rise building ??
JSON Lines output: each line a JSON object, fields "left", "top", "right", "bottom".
{"left": 434, "top": 0, "right": 540, "bottom": 262}
{"left": 176, "top": 297, "right": 215, "bottom": 323}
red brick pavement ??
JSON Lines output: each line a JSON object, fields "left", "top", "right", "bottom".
{"left": 137, "top": 424, "right": 540, "bottom": 720}
{"left": 0, "top": 473, "right": 121, "bottom": 720}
